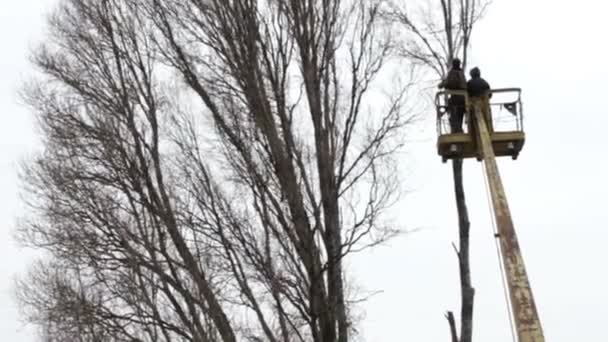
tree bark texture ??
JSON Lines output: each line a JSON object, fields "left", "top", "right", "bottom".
{"left": 449, "top": 157, "right": 475, "bottom": 342}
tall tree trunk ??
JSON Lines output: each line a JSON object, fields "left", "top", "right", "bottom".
{"left": 447, "top": 158, "right": 475, "bottom": 342}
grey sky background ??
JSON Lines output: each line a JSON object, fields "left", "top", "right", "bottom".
{"left": 1, "top": 0, "right": 606, "bottom": 341}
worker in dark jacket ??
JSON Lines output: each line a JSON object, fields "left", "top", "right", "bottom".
{"left": 438, "top": 58, "right": 467, "bottom": 133}
{"left": 467, "top": 67, "right": 491, "bottom": 98}
{"left": 467, "top": 67, "right": 493, "bottom": 131}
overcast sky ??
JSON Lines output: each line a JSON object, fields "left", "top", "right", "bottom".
{"left": 1, "top": 0, "right": 606, "bottom": 341}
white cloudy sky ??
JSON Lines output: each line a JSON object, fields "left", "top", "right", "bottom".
{"left": 1, "top": 0, "right": 606, "bottom": 341}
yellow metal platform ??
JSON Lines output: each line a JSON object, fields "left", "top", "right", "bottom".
{"left": 437, "top": 131, "right": 525, "bottom": 162}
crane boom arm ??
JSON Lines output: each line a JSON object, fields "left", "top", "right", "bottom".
{"left": 472, "top": 98, "right": 545, "bottom": 342}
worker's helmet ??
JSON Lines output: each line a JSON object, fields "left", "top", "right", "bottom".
{"left": 452, "top": 58, "right": 461, "bottom": 69}
{"left": 470, "top": 67, "right": 481, "bottom": 78}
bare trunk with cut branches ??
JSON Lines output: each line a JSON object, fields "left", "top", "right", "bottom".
{"left": 382, "top": 1, "right": 490, "bottom": 341}
{"left": 16, "top": 0, "right": 415, "bottom": 341}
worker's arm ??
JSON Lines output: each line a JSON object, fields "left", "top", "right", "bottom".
{"left": 438, "top": 79, "right": 446, "bottom": 89}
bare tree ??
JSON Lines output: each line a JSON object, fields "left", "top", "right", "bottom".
{"left": 381, "top": 1, "right": 491, "bottom": 342}
{"left": 16, "top": 0, "right": 415, "bottom": 341}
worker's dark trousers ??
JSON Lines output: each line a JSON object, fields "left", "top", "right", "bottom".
{"left": 448, "top": 104, "right": 465, "bottom": 133}
{"left": 448, "top": 95, "right": 465, "bottom": 133}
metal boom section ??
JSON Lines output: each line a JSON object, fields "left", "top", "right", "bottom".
{"left": 472, "top": 98, "right": 545, "bottom": 342}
